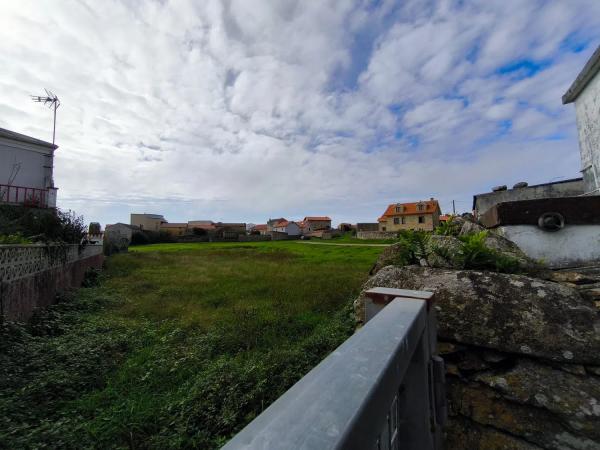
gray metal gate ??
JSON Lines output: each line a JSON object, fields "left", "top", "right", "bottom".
{"left": 222, "top": 287, "right": 446, "bottom": 450}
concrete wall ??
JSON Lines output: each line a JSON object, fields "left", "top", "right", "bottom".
{"left": 473, "top": 179, "right": 584, "bottom": 216}
{"left": 379, "top": 213, "right": 437, "bottom": 232}
{"left": 0, "top": 244, "right": 104, "bottom": 321}
{"left": 497, "top": 225, "right": 600, "bottom": 268}
{"left": 356, "top": 231, "right": 397, "bottom": 240}
{"left": 574, "top": 70, "right": 600, "bottom": 194}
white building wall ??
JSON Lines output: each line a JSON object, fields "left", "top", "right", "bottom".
{"left": 0, "top": 141, "right": 50, "bottom": 189}
{"left": 497, "top": 225, "right": 600, "bottom": 268}
{"left": 574, "top": 71, "right": 600, "bottom": 194}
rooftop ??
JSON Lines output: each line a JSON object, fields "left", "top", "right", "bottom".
{"left": 0, "top": 127, "right": 57, "bottom": 149}
{"left": 562, "top": 45, "right": 600, "bottom": 104}
{"left": 303, "top": 216, "right": 331, "bottom": 221}
{"left": 378, "top": 200, "right": 440, "bottom": 221}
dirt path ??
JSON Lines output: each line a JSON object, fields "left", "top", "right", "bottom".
{"left": 295, "top": 241, "right": 391, "bottom": 247}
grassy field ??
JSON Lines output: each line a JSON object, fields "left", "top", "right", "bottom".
{"left": 327, "top": 232, "right": 399, "bottom": 245}
{"left": 0, "top": 241, "right": 382, "bottom": 449}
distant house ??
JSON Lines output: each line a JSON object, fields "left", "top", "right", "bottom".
{"left": 251, "top": 224, "right": 269, "bottom": 235}
{"left": 302, "top": 216, "right": 332, "bottom": 232}
{"left": 160, "top": 222, "right": 188, "bottom": 236}
{"left": 267, "top": 218, "right": 287, "bottom": 232}
{"left": 130, "top": 213, "right": 166, "bottom": 232}
{"left": 338, "top": 223, "right": 354, "bottom": 232}
{"left": 0, "top": 127, "right": 58, "bottom": 208}
{"left": 214, "top": 222, "right": 246, "bottom": 239}
{"left": 378, "top": 199, "right": 441, "bottom": 232}
{"left": 563, "top": 44, "right": 600, "bottom": 195}
{"left": 438, "top": 214, "right": 451, "bottom": 223}
{"left": 188, "top": 220, "right": 216, "bottom": 234}
{"left": 272, "top": 220, "right": 301, "bottom": 236}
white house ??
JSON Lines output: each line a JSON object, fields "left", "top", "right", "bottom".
{"left": 0, "top": 127, "right": 58, "bottom": 208}
{"left": 272, "top": 220, "right": 301, "bottom": 236}
{"left": 563, "top": 45, "right": 600, "bottom": 195}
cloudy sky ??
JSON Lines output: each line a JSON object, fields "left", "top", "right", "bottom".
{"left": 1, "top": 0, "right": 599, "bottom": 226}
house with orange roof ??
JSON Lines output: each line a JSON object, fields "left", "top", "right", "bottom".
{"left": 378, "top": 199, "right": 441, "bottom": 232}
{"left": 251, "top": 224, "right": 269, "bottom": 235}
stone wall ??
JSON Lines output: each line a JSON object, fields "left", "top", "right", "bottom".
{"left": 356, "top": 265, "right": 600, "bottom": 450}
{"left": 0, "top": 244, "right": 104, "bottom": 321}
{"left": 356, "top": 231, "right": 397, "bottom": 240}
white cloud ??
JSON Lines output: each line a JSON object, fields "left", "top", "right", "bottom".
{"left": 0, "top": 0, "right": 598, "bottom": 225}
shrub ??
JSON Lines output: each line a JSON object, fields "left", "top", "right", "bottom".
{"left": 0, "top": 232, "right": 32, "bottom": 244}
{"left": 457, "top": 231, "right": 521, "bottom": 273}
{"left": 434, "top": 216, "right": 461, "bottom": 236}
{"left": 0, "top": 205, "right": 85, "bottom": 243}
{"left": 396, "top": 230, "right": 431, "bottom": 265}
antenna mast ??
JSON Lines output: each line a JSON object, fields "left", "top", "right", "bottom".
{"left": 31, "top": 89, "right": 60, "bottom": 146}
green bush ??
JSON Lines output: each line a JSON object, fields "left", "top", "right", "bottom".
{"left": 434, "top": 216, "right": 461, "bottom": 236}
{"left": 0, "top": 205, "right": 85, "bottom": 243}
{"left": 0, "top": 232, "right": 32, "bottom": 244}
{"left": 457, "top": 231, "right": 521, "bottom": 273}
{"left": 396, "top": 229, "right": 431, "bottom": 265}
{"left": 131, "top": 231, "right": 150, "bottom": 245}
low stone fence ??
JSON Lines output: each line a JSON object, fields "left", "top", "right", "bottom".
{"left": 356, "top": 231, "right": 397, "bottom": 240}
{"left": 238, "top": 235, "right": 272, "bottom": 242}
{"left": 0, "top": 244, "right": 104, "bottom": 322}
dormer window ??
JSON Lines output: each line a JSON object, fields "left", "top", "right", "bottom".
{"left": 395, "top": 204, "right": 403, "bottom": 213}
{"left": 417, "top": 203, "right": 425, "bottom": 211}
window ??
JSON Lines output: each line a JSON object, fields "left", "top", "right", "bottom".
{"left": 401, "top": 217, "right": 406, "bottom": 224}
{"left": 417, "top": 203, "right": 424, "bottom": 211}
{"left": 395, "top": 205, "right": 402, "bottom": 213}
{"left": 418, "top": 216, "right": 425, "bottom": 223}
{"left": 382, "top": 226, "right": 386, "bottom": 231}
{"left": 393, "top": 218, "right": 399, "bottom": 224}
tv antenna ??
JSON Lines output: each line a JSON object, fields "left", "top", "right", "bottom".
{"left": 31, "top": 89, "right": 60, "bottom": 146}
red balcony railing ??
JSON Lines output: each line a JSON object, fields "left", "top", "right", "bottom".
{"left": 0, "top": 184, "right": 49, "bottom": 208}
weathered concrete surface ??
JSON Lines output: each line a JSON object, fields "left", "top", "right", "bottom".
{"left": 572, "top": 50, "right": 600, "bottom": 194}
{"left": 357, "top": 266, "right": 600, "bottom": 364}
{"left": 497, "top": 225, "right": 600, "bottom": 269}
{"left": 473, "top": 178, "right": 584, "bottom": 217}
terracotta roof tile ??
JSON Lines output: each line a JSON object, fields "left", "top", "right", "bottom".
{"left": 378, "top": 200, "right": 440, "bottom": 221}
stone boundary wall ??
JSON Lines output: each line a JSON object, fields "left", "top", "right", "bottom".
{"left": 238, "top": 235, "right": 272, "bottom": 242}
{"left": 0, "top": 244, "right": 104, "bottom": 322}
{"left": 356, "top": 231, "right": 397, "bottom": 240}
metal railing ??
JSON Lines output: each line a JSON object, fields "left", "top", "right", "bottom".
{"left": 222, "top": 287, "right": 446, "bottom": 450}
{"left": 0, "top": 184, "right": 49, "bottom": 208}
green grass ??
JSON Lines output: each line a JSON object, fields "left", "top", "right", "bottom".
{"left": 0, "top": 241, "right": 382, "bottom": 449}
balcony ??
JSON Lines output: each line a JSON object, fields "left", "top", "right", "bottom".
{"left": 0, "top": 184, "right": 57, "bottom": 208}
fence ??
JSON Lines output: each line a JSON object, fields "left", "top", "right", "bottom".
{"left": 0, "top": 244, "right": 104, "bottom": 321}
{"left": 0, "top": 184, "right": 50, "bottom": 208}
{"left": 357, "top": 231, "right": 398, "bottom": 240}
{"left": 223, "top": 287, "right": 446, "bottom": 450}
